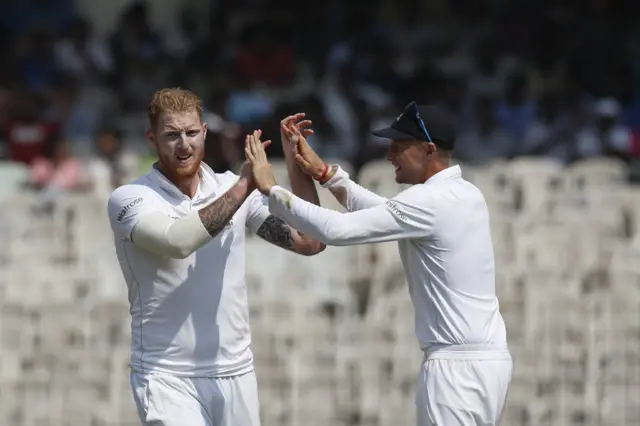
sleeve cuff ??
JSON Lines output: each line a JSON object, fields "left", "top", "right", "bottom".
{"left": 320, "top": 166, "right": 348, "bottom": 188}
{"left": 268, "top": 185, "right": 284, "bottom": 198}
{"left": 268, "top": 185, "right": 293, "bottom": 208}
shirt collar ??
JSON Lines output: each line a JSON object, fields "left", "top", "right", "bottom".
{"left": 151, "top": 162, "right": 218, "bottom": 200}
{"left": 425, "top": 165, "right": 461, "bottom": 185}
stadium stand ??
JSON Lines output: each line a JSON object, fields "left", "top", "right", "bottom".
{"left": 1, "top": 157, "right": 640, "bottom": 426}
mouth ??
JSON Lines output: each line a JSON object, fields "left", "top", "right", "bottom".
{"left": 393, "top": 164, "right": 401, "bottom": 172}
{"left": 176, "top": 154, "right": 192, "bottom": 162}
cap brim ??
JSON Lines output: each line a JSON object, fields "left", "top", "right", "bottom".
{"left": 371, "top": 126, "right": 415, "bottom": 140}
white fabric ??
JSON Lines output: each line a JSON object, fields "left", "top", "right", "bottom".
{"left": 320, "top": 166, "right": 388, "bottom": 211}
{"left": 131, "top": 370, "right": 260, "bottom": 426}
{"left": 269, "top": 165, "right": 508, "bottom": 351}
{"left": 107, "top": 163, "right": 270, "bottom": 377}
{"left": 416, "top": 346, "right": 512, "bottom": 426}
{"left": 131, "top": 211, "right": 211, "bottom": 259}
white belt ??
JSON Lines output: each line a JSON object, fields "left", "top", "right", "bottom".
{"left": 423, "top": 343, "right": 511, "bottom": 361}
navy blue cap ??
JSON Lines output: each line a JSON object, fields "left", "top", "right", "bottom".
{"left": 371, "top": 102, "right": 456, "bottom": 150}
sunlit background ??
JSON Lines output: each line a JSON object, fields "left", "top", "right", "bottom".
{"left": 1, "top": 0, "right": 640, "bottom": 425}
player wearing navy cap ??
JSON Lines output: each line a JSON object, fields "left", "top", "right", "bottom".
{"left": 246, "top": 102, "right": 512, "bottom": 426}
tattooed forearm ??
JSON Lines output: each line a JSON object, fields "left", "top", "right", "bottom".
{"left": 198, "top": 188, "right": 245, "bottom": 238}
{"left": 256, "top": 215, "right": 294, "bottom": 251}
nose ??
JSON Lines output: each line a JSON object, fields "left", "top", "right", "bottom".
{"left": 177, "top": 132, "right": 189, "bottom": 149}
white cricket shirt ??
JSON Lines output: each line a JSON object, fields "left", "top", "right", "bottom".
{"left": 107, "top": 163, "right": 270, "bottom": 377}
{"left": 268, "top": 165, "right": 507, "bottom": 351}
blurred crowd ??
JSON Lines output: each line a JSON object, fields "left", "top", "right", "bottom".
{"left": 1, "top": 0, "right": 640, "bottom": 202}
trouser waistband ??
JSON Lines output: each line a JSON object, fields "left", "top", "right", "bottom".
{"left": 423, "top": 344, "right": 511, "bottom": 361}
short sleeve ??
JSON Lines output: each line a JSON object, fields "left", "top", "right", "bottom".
{"left": 245, "top": 190, "right": 271, "bottom": 234}
{"left": 107, "top": 185, "right": 164, "bottom": 241}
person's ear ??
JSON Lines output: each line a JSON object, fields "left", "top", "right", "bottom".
{"left": 146, "top": 129, "right": 157, "bottom": 149}
{"left": 425, "top": 142, "right": 437, "bottom": 156}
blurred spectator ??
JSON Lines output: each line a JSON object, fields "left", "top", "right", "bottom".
{"left": 299, "top": 94, "right": 340, "bottom": 158}
{"left": 54, "top": 17, "right": 113, "bottom": 85}
{"left": 441, "top": 73, "right": 469, "bottom": 124}
{"left": 523, "top": 91, "right": 565, "bottom": 161}
{"left": 455, "top": 95, "right": 513, "bottom": 164}
{"left": 2, "top": 92, "right": 59, "bottom": 164}
{"left": 162, "top": 9, "right": 198, "bottom": 61}
{"left": 45, "top": 75, "right": 103, "bottom": 153}
{"left": 320, "top": 63, "right": 363, "bottom": 162}
{"left": 575, "top": 98, "right": 632, "bottom": 162}
{"left": 234, "top": 20, "right": 295, "bottom": 86}
{"left": 204, "top": 128, "right": 242, "bottom": 174}
{"left": 226, "top": 74, "right": 274, "bottom": 126}
{"left": 1, "top": 0, "right": 75, "bottom": 35}
{"left": 29, "top": 138, "right": 82, "bottom": 202}
{"left": 496, "top": 70, "right": 536, "bottom": 141}
{"left": 18, "top": 27, "right": 59, "bottom": 93}
{"left": 468, "top": 39, "right": 504, "bottom": 97}
{"left": 110, "top": 1, "right": 162, "bottom": 66}
{"left": 0, "top": 0, "right": 636, "bottom": 185}
{"left": 261, "top": 101, "right": 300, "bottom": 159}
{"left": 203, "top": 92, "right": 244, "bottom": 171}
{"left": 85, "top": 127, "right": 138, "bottom": 198}
{"left": 119, "top": 59, "right": 166, "bottom": 113}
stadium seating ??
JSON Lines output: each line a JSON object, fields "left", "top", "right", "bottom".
{"left": 1, "top": 157, "right": 640, "bottom": 425}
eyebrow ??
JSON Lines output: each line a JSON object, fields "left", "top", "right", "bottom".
{"left": 162, "top": 126, "right": 200, "bottom": 133}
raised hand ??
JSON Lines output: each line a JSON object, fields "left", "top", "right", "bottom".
{"left": 286, "top": 125, "right": 327, "bottom": 180}
{"left": 244, "top": 131, "right": 277, "bottom": 195}
{"left": 280, "top": 113, "right": 314, "bottom": 148}
{"left": 239, "top": 130, "right": 271, "bottom": 191}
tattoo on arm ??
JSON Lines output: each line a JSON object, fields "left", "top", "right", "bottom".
{"left": 198, "top": 191, "right": 244, "bottom": 238}
{"left": 256, "top": 215, "right": 294, "bottom": 251}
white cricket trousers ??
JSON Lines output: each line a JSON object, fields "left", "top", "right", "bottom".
{"left": 416, "top": 344, "right": 512, "bottom": 426}
{"left": 131, "top": 370, "right": 260, "bottom": 426}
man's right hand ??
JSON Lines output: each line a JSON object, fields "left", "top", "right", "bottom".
{"left": 280, "top": 113, "right": 314, "bottom": 150}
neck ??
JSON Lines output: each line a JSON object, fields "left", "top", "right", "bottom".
{"left": 158, "top": 164, "right": 201, "bottom": 198}
{"left": 423, "top": 160, "right": 450, "bottom": 182}
{"left": 177, "top": 176, "right": 199, "bottom": 198}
